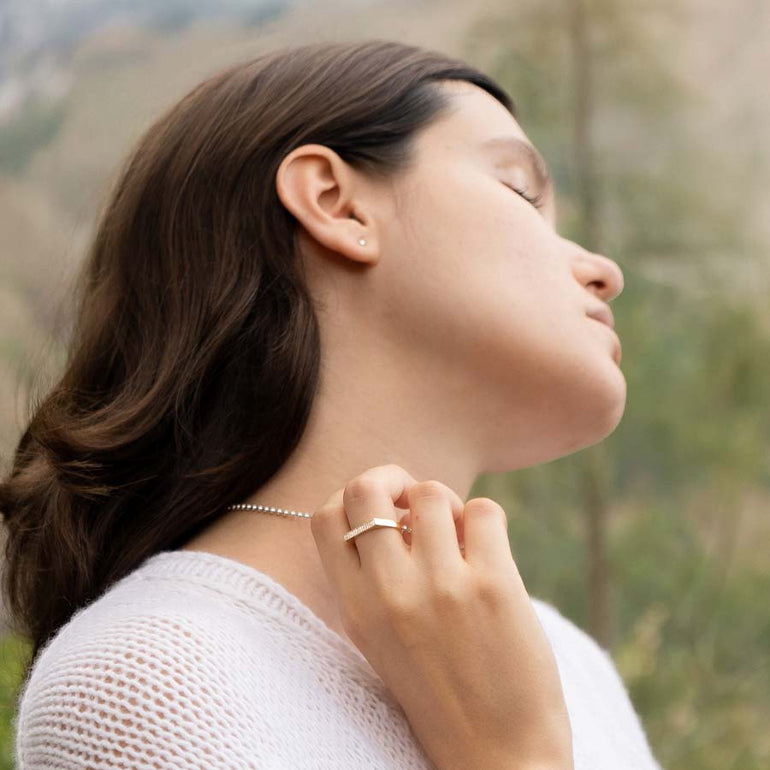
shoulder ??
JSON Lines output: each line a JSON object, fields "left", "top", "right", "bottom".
{"left": 530, "top": 594, "right": 636, "bottom": 699}
{"left": 14, "top": 578, "right": 274, "bottom": 769}
{"left": 529, "top": 596, "right": 663, "bottom": 769}
{"left": 530, "top": 595, "right": 616, "bottom": 665}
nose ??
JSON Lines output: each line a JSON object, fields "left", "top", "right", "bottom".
{"left": 571, "top": 248, "right": 624, "bottom": 302}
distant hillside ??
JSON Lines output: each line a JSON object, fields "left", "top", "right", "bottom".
{"left": 0, "top": 0, "right": 292, "bottom": 125}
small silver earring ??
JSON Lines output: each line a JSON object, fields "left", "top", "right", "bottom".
{"left": 358, "top": 238, "right": 367, "bottom": 246}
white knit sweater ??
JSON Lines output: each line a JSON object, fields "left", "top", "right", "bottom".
{"left": 14, "top": 549, "right": 664, "bottom": 769}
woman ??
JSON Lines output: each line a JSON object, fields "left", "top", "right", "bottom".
{"left": 1, "top": 39, "right": 662, "bottom": 769}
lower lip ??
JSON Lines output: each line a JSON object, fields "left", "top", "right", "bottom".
{"left": 589, "top": 318, "right": 622, "bottom": 364}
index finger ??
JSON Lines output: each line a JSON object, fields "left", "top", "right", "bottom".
{"left": 310, "top": 464, "right": 419, "bottom": 595}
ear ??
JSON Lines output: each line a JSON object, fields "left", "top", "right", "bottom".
{"left": 275, "top": 143, "right": 378, "bottom": 265}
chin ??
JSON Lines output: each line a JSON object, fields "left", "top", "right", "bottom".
{"left": 482, "top": 356, "right": 627, "bottom": 473}
{"left": 567, "top": 365, "right": 627, "bottom": 452}
{"left": 540, "top": 367, "right": 628, "bottom": 466}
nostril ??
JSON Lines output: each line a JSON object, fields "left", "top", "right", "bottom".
{"left": 584, "top": 281, "right": 607, "bottom": 299}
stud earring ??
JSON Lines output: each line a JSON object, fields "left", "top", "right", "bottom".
{"left": 358, "top": 238, "right": 367, "bottom": 246}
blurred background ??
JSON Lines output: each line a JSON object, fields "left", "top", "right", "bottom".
{"left": 0, "top": 0, "right": 768, "bottom": 768}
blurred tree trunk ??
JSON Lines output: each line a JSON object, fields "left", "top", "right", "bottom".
{"left": 567, "top": 0, "right": 612, "bottom": 648}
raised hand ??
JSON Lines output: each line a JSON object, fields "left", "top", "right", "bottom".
{"left": 311, "top": 464, "right": 574, "bottom": 770}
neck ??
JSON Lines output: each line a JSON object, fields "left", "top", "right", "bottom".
{"left": 178, "top": 329, "right": 487, "bottom": 645}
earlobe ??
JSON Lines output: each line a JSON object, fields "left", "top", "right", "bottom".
{"left": 275, "top": 143, "right": 377, "bottom": 265}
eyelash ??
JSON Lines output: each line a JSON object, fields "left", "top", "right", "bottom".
{"left": 505, "top": 183, "right": 545, "bottom": 211}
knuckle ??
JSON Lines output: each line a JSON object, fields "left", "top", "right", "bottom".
{"left": 427, "top": 570, "right": 467, "bottom": 608}
{"left": 381, "top": 585, "right": 419, "bottom": 620}
{"left": 465, "top": 496, "right": 501, "bottom": 513}
{"left": 384, "top": 593, "right": 422, "bottom": 645}
{"left": 345, "top": 464, "right": 413, "bottom": 504}
{"left": 410, "top": 479, "right": 450, "bottom": 502}
{"left": 473, "top": 573, "right": 511, "bottom": 610}
{"left": 344, "top": 474, "right": 380, "bottom": 505}
{"left": 465, "top": 497, "right": 507, "bottom": 526}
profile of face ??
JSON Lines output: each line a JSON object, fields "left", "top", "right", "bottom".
{"left": 276, "top": 79, "right": 626, "bottom": 473}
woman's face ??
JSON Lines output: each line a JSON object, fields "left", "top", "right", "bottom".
{"left": 371, "top": 80, "right": 626, "bottom": 470}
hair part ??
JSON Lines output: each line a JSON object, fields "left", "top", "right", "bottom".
{"left": 0, "top": 38, "right": 514, "bottom": 685}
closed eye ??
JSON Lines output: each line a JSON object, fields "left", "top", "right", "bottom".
{"left": 503, "top": 182, "right": 546, "bottom": 211}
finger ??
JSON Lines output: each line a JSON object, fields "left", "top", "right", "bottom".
{"left": 400, "top": 487, "right": 465, "bottom": 550}
{"left": 408, "top": 480, "right": 466, "bottom": 571}
{"left": 342, "top": 464, "right": 417, "bottom": 581}
{"left": 462, "top": 497, "right": 517, "bottom": 573}
{"left": 311, "top": 485, "right": 362, "bottom": 600}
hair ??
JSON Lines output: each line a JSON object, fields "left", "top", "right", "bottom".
{"left": 0, "top": 38, "right": 515, "bottom": 683}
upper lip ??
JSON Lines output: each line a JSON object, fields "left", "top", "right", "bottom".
{"left": 586, "top": 305, "right": 615, "bottom": 330}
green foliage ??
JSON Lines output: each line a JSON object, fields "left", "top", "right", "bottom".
{"left": 468, "top": 0, "right": 770, "bottom": 767}
{"left": 612, "top": 271, "right": 770, "bottom": 495}
{"left": 0, "top": 634, "right": 31, "bottom": 770}
{"left": 612, "top": 505, "right": 770, "bottom": 770}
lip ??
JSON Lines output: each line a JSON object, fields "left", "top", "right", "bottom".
{"left": 586, "top": 307, "right": 622, "bottom": 364}
{"left": 586, "top": 305, "right": 615, "bottom": 330}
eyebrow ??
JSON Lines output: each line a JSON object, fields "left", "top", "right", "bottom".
{"left": 480, "top": 136, "right": 554, "bottom": 198}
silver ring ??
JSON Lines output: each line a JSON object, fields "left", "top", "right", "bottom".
{"left": 342, "top": 517, "right": 465, "bottom": 550}
{"left": 343, "top": 517, "right": 412, "bottom": 542}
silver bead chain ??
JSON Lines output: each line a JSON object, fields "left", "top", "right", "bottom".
{"left": 225, "top": 502, "right": 414, "bottom": 536}
{"left": 226, "top": 501, "right": 458, "bottom": 546}
{"left": 225, "top": 503, "right": 312, "bottom": 519}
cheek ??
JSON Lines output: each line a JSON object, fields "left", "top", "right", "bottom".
{"left": 382, "top": 183, "right": 568, "bottom": 359}
{"left": 412, "top": 177, "right": 556, "bottom": 298}
{"left": 377, "top": 186, "right": 626, "bottom": 452}
{"left": 446, "top": 223, "right": 569, "bottom": 354}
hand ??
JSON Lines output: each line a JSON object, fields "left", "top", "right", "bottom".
{"left": 311, "top": 464, "right": 574, "bottom": 770}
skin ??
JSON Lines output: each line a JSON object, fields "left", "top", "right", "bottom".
{"left": 179, "top": 79, "right": 625, "bottom": 648}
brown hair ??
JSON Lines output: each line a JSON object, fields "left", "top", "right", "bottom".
{"left": 0, "top": 39, "right": 514, "bottom": 681}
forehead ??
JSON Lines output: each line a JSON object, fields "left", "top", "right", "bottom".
{"left": 417, "top": 81, "right": 558, "bottom": 225}
{"left": 427, "top": 83, "right": 550, "bottom": 176}
{"left": 425, "top": 80, "right": 529, "bottom": 145}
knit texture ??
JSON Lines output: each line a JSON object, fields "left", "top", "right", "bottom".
{"left": 13, "top": 549, "right": 664, "bottom": 769}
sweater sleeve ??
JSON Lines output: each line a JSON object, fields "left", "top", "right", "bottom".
{"left": 578, "top": 639, "right": 664, "bottom": 769}
{"left": 14, "top": 612, "right": 254, "bottom": 770}
{"left": 532, "top": 597, "right": 664, "bottom": 770}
